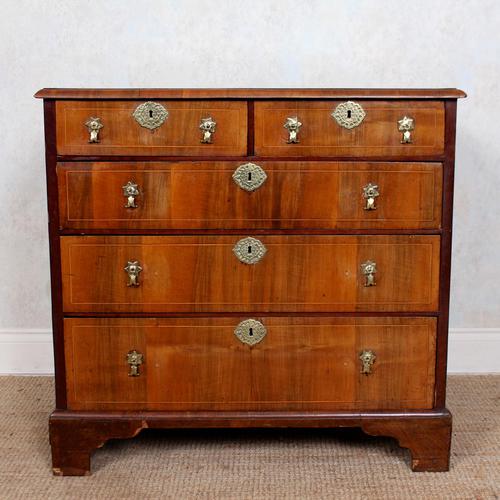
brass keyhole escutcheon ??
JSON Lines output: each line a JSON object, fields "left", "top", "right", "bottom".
{"left": 233, "top": 237, "right": 267, "bottom": 265}
{"left": 133, "top": 101, "right": 168, "bottom": 130}
{"left": 234, "top": 319, "right": 267, "bottom": 346}
{"left": 331, "top": 101, "right": 366, "bottom": 129}
{"left": 232, "top": 163, "right": 267, "bottom": 192}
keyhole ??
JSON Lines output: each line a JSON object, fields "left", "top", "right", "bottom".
{"left": 347, "top": 110, "right": 352, "bottom": 119}
{"left": 248, "top": 328, "right": 253, "bottom": 337}
{"left": 248, "top": 172, "right": 252, "bottom": 181}
{"left": 149, "top": 110, "right": 153, "bottom": 118}
{"left": 248, "top": 245, "right": 252, "bottom": 254}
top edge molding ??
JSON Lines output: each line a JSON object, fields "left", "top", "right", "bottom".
{"left": 34, "top": 88, "right": 467, "bottom": 100}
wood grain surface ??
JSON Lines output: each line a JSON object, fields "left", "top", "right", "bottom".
{"left": 64, "top": 316, "right": 436, "bottom": 411}
{"left": 58, "top": 161, "right": 442, "bottom": 230}
{"left": 56, "top": 101, "right": 247, "bottom": 156}
{"left": 60, "top": 235, "right": 440, "bottom": 313}
{"left": 35, "top": 88, "right": 467, "bottom": 99}
{"left": 255, "top": 101, "right": 445, "bottom": 157}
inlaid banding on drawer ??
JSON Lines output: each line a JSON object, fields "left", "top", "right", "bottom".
{"left": 56, "top": 100, "right": 248, "bottom": 156}
{"left": 64, "top": 316, "right": 437, "bottom": 411}
{"left": 60, "top": 235, "right": 440, "bottom": 313}
{"left": 57, "top": 162, "right": 442, "bottom": 230}
{"left": 255, "top": 100, "right": 445, "bottom": 157}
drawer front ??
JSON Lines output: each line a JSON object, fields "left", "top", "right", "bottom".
{"left": 64, "top": 317, "right": 436, "bottom": 411}
{"left": 60, "top": 235, "right": 440, "bottom": 313}
{"left": 58, "top": 161, "right": 442, "bottom": 230}
{"left": 255, "top": 101, "right": 444, "bottom": 157}
{"left": 56, "top": 101, "right": 247, "bottom": 156}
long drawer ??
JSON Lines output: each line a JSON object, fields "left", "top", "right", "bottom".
{"left": 55, "top": 100, "right": 248, "bottom": 156}
{"left": 255, "top": 100, "right": 445, "bottom": 157}
{"left": 60, "top": 235, "right": 440, "bottom": 313}
{"left": 58, "top": 162, "right": 442, "bottom": 230}
{"left": 64, "top": 317, "right": 437, "bottom": 411}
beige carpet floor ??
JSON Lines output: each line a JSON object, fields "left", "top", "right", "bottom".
{"left": 0, "top": 376, "right": 498, "bottom": 499}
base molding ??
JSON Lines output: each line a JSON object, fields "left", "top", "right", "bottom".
{"left": 49, "top": 409, "right": 452, "bottom": 475}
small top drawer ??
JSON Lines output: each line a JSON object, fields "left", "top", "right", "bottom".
{"left": 56, "top": 100, "right": 248, "bottom": 156}
{"left": 254, "top": 100, "right": 444, "bottom": 157}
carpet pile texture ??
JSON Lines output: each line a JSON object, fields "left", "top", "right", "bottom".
{"left": 0, "top": 375, "right": 498, "bottom": 499}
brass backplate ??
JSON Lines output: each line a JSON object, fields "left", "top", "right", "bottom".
{"left": 234, "top": 319, "right": 267, "bottom": 346}
{"left": 232, "top": 237, "right": 267, "bottom": 264}
{"left": 133, "top": 101, "right": 168, "bottom": 130}
{"left": 232, "top": 163, "right": 267, "bottom": 192}
{"left": 331, "top": 101, "right": 366, "bottom": 129}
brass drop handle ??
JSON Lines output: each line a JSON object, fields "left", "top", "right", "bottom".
{"left": 200, "top": 117, "right": 216, "bottom": 143}
{"left": 361, "top": 260, "right": 377, "bottom": 287}
{"left": 85, "top": 117, "right": 103, "bottom": 143}
{"left": 359, "top": 350, "right": 376, "bottom": 374}
{"left": 122, "top": 181, "right": 140, "bottom": 208}
{"left": 127, "top": 350, "right": 144, "bottom": 377}
{"left": 363, "top": 183, "right": 379, "bottom": 210}
{"left": 398, "top": 115, "right": 415, "bottom": 143}
{"left": 124, "top": 260, "right": 142, "bottom": 287}
{"left": 284, "top": 116, "right": 302, "bottom": 143}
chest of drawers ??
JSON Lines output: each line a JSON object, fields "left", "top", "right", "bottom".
{"left": 36, "top": 88, "right": 465, "bottom": 475}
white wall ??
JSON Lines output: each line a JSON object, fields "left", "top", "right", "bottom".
{"left": 0, "top": 0, "right": 499, "bottom": 373}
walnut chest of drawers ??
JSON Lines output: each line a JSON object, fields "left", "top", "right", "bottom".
{"left": 35, "top": 88, "right": 466, "bottom": 475}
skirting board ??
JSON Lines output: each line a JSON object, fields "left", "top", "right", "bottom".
{"left": 0, "top": 328, "right": 498, "bottom": 375}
